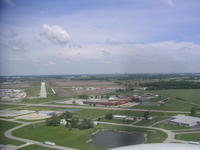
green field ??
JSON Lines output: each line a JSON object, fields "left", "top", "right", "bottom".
{"left": 22, "top": 88, "right": 64, "bottom": 104}
{"left": 13, "top": 123, "right": 167, "bottom": 150}
{"left": 156, "top": 89, "right": 200, "bottom": 104}
{"left": 0, "top": 120, "right": 24, "bottom": 146}
{"left": 0, "top": 104, "right": 20, "bottom": 110}
{"left": 26, "top": 88, "right": 40, "bottom": 97}
{"left": 154, "top": 123, "right": 190, "bottom": 130}
{"left": 175, "top": 133, "right": 200, "bottom": 142}
{"left": 133, "top": 89, "right": 200, "bottom": 111}
{"left": 18, "top": 145, "right": 54, "bottom": 150}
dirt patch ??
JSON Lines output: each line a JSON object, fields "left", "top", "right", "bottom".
{"left": 54, "top": 88, "right": 69, "bottom": 97}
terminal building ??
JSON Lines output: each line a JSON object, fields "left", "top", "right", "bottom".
{"left": 170, "top": 114, "right": 200, "bottom": 127}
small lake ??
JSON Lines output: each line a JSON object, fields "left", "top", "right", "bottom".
{"left": 64, "top": 109, "right": 80, "bottom": 112}
{"left": 91, "top": 130, "right": 145, "bottom": 149}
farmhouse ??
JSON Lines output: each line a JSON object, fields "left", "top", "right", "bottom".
{"left": 170, "top": 115, "right": 200, "bottom": 127}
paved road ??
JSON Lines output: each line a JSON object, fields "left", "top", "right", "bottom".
{"left": 0, "top": 102, "right": 194, "bottom": 114}
{"left": 1, "top": 118, "right": 75, "bottom": 150}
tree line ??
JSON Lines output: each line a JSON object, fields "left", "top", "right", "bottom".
{"left": 141, "top": 80, "right": 200, "bottom": 90}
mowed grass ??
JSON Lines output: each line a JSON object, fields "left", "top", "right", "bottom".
{"left": 133, "top": 100, "right": 195, "bottom": 111}
{"left": 0, "top": 104, "right": 20, "bottom": 110}
{"left": 26, "top": 88, "right": 40, "bottom": 97}
{"left": 155, "top": 89, "right": 200, "bottom": 105}
{"left": 18, "top": 145, "right": 54, "bottom": 150}
{"left": 0, "top": 120, "right": 25, "bottom": 145}
{"left": 13, "top": 123, "right": 167, "bottom": 150}
{"left": 22, "top": 88, "right": 64, "bottom": 104}
{"left": 134, "top": 89, "right": 200, "bottom": 112}
{"left": 175, "top": 133, "right": 200, "bottom": 142}
{"left": 154, "top": 123, "right": 190, "bottom": 130}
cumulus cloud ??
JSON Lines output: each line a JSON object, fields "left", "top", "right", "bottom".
{"left": 160, "top": 0, "right": 174, "bottom": 7}
{"left": 0, "top": 0, "right": 15, "bottom": 7}
{"left": 9, "top": 40, "right": 28, "bottom": 52}
{"left": 41, "top": 24, "right": 70, "bottom": 45}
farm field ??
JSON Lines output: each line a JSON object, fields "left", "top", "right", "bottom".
{"left": 13, "top": 123, "right": 167, "bottom": 150}
{"left": 0, "top": 120, "right": 25, "bottom": 146}
{"left": 49, "top": 80, "right": 121, "bottom": 87}
{"left": 0, "top": 81, "right": 40, "bottom": 89}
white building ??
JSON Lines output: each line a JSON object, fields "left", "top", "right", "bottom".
{"left": 170, "top": 115, "right": 200, "bottom": 127}
{"left": 60, "top": 119, "right": 67, "bottom": 125}
{"left": 113, "top": 115, "right": 135, "bottom": 120}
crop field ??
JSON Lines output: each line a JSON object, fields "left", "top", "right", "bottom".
{"left": 0, "top": 81, "right": 40, "bottom": 89}
{"left": 0, "top": 120, "right": 25, "bottom": 145}
{"left": 74, "top": 89, "right": 112, "bottom": 95}
{"left": 13, "top": 123, "right": 167, "bottom": 150}
{"left": 54, "top": 88, "right": 77, "bottom": 97}
{"left": 49, "top": 80, "right": 121, "bottom": 87}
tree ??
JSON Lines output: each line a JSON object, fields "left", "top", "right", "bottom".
{"left": 105, "top": 113, "right": 113, "bottom": 120}
{"left": 46, "top": 114, "right": 60, "bottom": 126}
{"left": 60, "top": 111, "right": 72, "bottom": 120}
{"left": 143, "top": 111, "right": 150, "bottom": 120}
{"left": 190, "top": 107, "right": 197, "bottom": 116}
{"left": 79, "top": 118, "right": 94, "bottom": 129}
{"left": 70, "top": 117, "right": 79, "bottom": 128}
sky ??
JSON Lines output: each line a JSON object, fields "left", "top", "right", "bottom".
{"left": 0, "top": 0, "right": 200, "bottom": 75}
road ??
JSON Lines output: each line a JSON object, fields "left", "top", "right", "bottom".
{"left": 0, "top": 102, "right": 194, "bottom": 114}
{"left": 1, "top": 118, "right": 75, "bottom": 150}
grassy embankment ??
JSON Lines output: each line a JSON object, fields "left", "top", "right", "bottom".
{"left": 18, "top": 145, "right": 54, "bottom": 150}
{"left": 175, "top": 133, "right": 200, "bottom": 142}
{"left": 154, "top": 123, "right": 190, "bottom": 130}
{"left": 0, "top": 120, "right": 25, "bottom": 146}
{"left": 0, "top": 104, "right": 21, "bottom": 110}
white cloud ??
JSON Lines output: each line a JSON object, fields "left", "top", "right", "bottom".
{"left": 41, "top": 24, "right": 70, "bottom": 45}
{"left": 48, "top": 61, "right": 56, "bottom": 65}
{"left": 0, "top": 0, "right": 15, "bottom": 7}
{"left": 160, "top": 0, "right": 175, "bottom": 7}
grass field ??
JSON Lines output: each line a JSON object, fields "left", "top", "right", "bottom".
{"left": 0, "top": 104, "right": 20, "bottom": 110}
{"left": 0, "top": 120, "right": 24, "bottom": 146}
{"left": 133, "top": 89, "right": 200, "bottom": 112}
{"left": 156, "top": 89, "right": 200, "bottom": 105}
{"left": 154, "top": 123, "right": 190, "bottom": 130}
{"left": 26, "top": 88, "right": 40, "bottom": 97}
{"left": 18, "top": 145, "right": 54, "bottom": 150}
{"left": 22, "top": 88, "right": 64, "bottom": 104}
{"left": 175, "top": 133, "right": 200, "bottom": 142}
{"left": 13, "top": 123, "right": 167, "bottom": 150}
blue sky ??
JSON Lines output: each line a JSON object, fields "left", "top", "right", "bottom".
{"left": 0, "top": 0, "right": 200, "bottom": 75}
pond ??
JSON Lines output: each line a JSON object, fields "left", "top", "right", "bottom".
{"left": 91, "top": 130, "right": 145, "bottom": 149}
{"left": 64, "top": 109, "right": 80, "bottom": 112}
